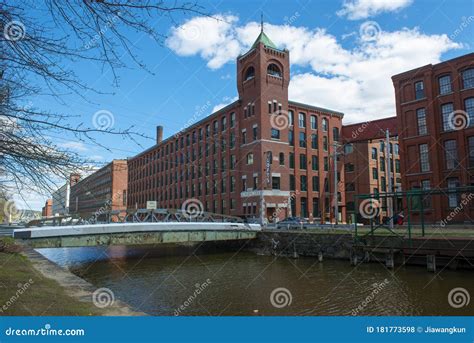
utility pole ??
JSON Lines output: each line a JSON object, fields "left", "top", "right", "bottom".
{"left": 332, "top": 142, "right": 341, "bottom": 225}
{"left": 385, "top": 129, "right": 394, "bottom": 229}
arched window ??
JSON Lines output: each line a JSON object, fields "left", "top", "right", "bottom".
{"left": 267, "top": 63, "right": 282, "bottom": 78}
{"left": 310, "top": 115, "right": 317, "bottom": 130}
{"left": 322, "top": 118, "right": 328, "bottom": 132}
{"left": 244, "top": 66, "right": 255, "bottom": 81}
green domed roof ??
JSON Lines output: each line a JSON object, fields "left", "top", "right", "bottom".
{"left": 251, "top": 31, "right": 277, "bottom": 50}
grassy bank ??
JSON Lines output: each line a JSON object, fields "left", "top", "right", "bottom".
{"left": 0, "top": 238, "right": 100, "bottom": 316}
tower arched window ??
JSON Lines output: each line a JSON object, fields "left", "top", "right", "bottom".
{"left": 244, "top": 66, "right": 255, "bottom": 81}
{"left": 267, "top": 63, "right": 282, "bottom": 78}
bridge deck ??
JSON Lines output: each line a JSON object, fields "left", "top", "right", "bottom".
{"left": 13, "top": 222, "right": 261, "bottom": 248}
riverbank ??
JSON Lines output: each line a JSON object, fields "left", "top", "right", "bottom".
{"left": 0, "top": 238, "right": 144, "bottom": 316}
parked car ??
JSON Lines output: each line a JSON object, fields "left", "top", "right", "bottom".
{"left": 277, "top": 217, "right": 309, "bottom": 229}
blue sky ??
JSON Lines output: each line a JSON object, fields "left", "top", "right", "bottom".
{"left": 19, "top": 0, "right": 474, "bottom": 209}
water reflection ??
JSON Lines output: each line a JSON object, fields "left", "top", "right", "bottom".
{"left": 37, "top": 247, "right": 474, "bottom": 316}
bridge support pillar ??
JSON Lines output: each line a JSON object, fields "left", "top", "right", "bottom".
{"left": 427, "top": 255, "right": 436, "bottom": 272}
{"left": 385, "top": 252, "right": 394, "bottom": 269}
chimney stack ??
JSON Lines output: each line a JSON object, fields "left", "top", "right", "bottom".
{"left": 69, "top": 173, "right": 81, "bottom": 187}
{"left": 156, "top": 125, "right": 163, "bottom": 145}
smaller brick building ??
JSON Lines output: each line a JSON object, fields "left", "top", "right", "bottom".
{"left": 41, "top": 199, "right": 52, "bottom": 217}
{"left": 342, "top": 117, "right": 401, "bottom": 223}
{"left": 69, "top": 160, "right": 128, "bottom": 218}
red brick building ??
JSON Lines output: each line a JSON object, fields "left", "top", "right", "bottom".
{"left": 342, "top": 117, "right": 401, "bottom": 223}
{"left": 69, "top": 160, "right": 128, "bottom": 218}
{"left": 392, "top": 53, "right": 474, "bottom": 223}
{"left": 127, "top": 30, "right": 345, "bottom": 223}
{"left": 41, "top": 199, "right": 52, "bottom": 217}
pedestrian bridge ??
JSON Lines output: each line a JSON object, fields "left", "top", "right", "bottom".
{"left": 13, "top": 222, "right": 261, "bottom": 249}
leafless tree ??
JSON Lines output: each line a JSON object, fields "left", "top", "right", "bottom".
{"left": 0, "top": 0, "right": 207, "bottom": 197}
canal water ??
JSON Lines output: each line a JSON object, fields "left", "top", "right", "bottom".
{"left": 37, "top": 247, "right": 474, "bottom": 316}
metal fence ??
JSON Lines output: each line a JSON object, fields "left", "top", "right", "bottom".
{"left": 354, "top": 186, "right": 474, "bottom": 239}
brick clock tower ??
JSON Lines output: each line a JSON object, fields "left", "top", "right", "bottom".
{"left": 236, "top": 26, "right": 292, "bottom": 224}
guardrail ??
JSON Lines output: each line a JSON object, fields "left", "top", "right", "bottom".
{"left": 25, "top": 209, "right": 244, "bottom": 227}
{"left": 270, "top": 223, "right": 356, "bottom": 230}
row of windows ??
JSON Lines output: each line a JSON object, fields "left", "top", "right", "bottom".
{"left": 288, "top": 131, "right": 335, "bottom": 150}
{"left": 416, "top": 98, "right": 474, "bottom": 134}
{"left": 414, "top": 68, "right": 474, "bottom": 100}
{"left": 417, "top": 137, "right": 474, "bottom": 172}
{"left": 287, "top": 110, "right": 331, "bottom": 131}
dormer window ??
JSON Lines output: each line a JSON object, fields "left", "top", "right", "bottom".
{"left": 244, "top": 66, "right": 255, "bottom": 81}
{"left": 267, "top": 63, "right": 282, "bottom": 78}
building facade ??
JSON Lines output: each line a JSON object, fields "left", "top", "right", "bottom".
{"left": 41, "top": 199, "right": 52, "bottom": 217}
{"left": 127, "top": 30, "right": 346, "bottom": 223}
{"left": 342, "top": 117, "right": 402, "bottom": 223}
{"left": 69, "top": 160, "right": 128, "bottom": 218}
{"left": 52, "top": 181, "right": 71, "bottom": 216}
{"left": 392, "top": 53, "right": 474, "bottom": 223}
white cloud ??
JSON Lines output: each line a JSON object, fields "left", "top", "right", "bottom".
{"left": 337, "top": 0, "right": 413, "bottom": 20}
{"left": 166, "top": 15, "right": 241, "bottom": 69}
{"left": 167, "top": 15, "right": 461, "bottom": 123}
{"left": 60, "top": 141, "right": 88, "bottom": 152}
